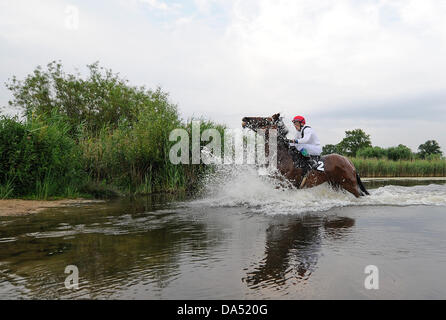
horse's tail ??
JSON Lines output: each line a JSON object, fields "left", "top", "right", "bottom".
{"left": 356, "top": 172, "right": 370, "bottom": 196}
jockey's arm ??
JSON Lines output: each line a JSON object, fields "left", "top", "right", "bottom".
{"left": 295, "top": 128, "right": 312, "bottom": 144}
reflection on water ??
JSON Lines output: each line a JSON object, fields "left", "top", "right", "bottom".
{"left": 244, "top": 216, "right": 354, "bottom": 290}
{"left": 1, "top": 179, "right": 446, "bottom": 299}
{"left": 0, "top": 194, "right": 226, "bottom": 299}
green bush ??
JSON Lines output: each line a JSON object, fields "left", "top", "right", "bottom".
{"left": 0, "top": 113, "right": 84, "bottom": 198}
{"left": 386, "top": 144, "right": 413, "bottom": 161}
{"left": 356, "top": 144, "right": 414, "bottom": 161}
{"left": 79, "top": 90, "right": 184, "bottom": 193}
{"left": 80, "top": 114, "right": 226, "bottom": 194}
{"left": 356, "top": 146, "right": 387, "bottom": 159}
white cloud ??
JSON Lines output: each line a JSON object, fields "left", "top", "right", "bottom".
{"left": 139, "top": 0, "right": 174, "bottom": 11}
{"left": 194, "top": 0, "right": 211, "bottom": 14}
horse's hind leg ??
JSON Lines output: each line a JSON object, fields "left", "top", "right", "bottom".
{"left": 329, "top": 174, "right": 361, "bottom": 197}
{"left": 341, "top": 179, "right": 361, "bottom": 198}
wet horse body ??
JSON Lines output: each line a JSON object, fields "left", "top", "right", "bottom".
{"left": 242, "top": 114, "right": 369, "bottom": 198}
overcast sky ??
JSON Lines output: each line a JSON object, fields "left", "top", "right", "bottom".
{"left": 1, "top": 0, "right": 445, "bottom": 152}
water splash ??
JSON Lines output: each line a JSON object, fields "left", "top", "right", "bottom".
{"left": 190, "top": 165, "right": 446, "bottom": 215}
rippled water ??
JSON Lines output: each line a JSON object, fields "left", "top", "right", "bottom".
{"left": 1, "top": 173, "right": 446, "bottom": 299}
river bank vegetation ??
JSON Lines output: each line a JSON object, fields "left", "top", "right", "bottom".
{"left": 351, "top": 158, "right": 446, "bottom": 178}
{"left": 0, "top": 61, "right": 224, "bottom": 200}
{"left": 322, "top": 128, "right": 445, "bottom": 177}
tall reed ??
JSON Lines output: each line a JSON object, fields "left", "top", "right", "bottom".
{"left": 351, "top": 157, "right": 446, "bottom": 177}
{"left": 0, "top": 176, "right": 15, "bottom": 199}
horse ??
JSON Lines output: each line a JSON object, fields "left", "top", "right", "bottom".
{"left": 241, "top": 113, "right": 369, "bottom": 198}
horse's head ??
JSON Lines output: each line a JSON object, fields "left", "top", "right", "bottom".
{"left": 242, "top": 113, "right": 288, "bottom": 137}
{"left": 242, "top": 113, "right": 281, "bottom": 131}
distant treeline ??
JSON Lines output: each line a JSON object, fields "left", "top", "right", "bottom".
{"left": 321, "top": 128, "right": 445, "bottom": 177}
{"left": 0, "top": 61, "right": 224, "bottom": 200}
{"left": 322, "top": 129, "right": 443, "bottom": 161}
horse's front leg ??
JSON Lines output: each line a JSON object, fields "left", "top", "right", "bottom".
{"left": 267, "top": 172, "right": 297, "bottom": 189}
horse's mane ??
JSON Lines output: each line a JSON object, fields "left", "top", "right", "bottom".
{"left": 275, "top": 117, "right": 290, "bottom": 145}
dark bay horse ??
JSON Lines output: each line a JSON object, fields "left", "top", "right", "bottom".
{"left": 242, "top": 113, "right": 369, "bottom": 198}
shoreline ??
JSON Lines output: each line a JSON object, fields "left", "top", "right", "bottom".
{"left": 0, "top": 199, "right": 104, "bottom": 217}
{"left": 1, "top": 177, "right": 445, "bottom": 217}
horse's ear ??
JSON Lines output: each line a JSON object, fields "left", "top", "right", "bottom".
{"left": 272, "top": 113, "right": 280, "bottom": 121}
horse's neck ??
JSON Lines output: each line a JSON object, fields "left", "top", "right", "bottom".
{"left": 264, "top": 133, "right": 292, "bottom": 163}
{"left": 276, "top": 138, "right": 292, "bottom": 162}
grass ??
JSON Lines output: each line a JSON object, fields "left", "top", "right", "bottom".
{"left": 351, "top": 157, "right": 446, "bottom": 177}
{"left": 0, "top": 177, "right": 15, "bottom": 199}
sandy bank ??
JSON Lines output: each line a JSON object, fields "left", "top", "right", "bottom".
{"left": 0, "top": 199, "right": 104, "bottom": 216}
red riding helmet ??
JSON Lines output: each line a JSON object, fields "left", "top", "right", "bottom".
{"left": 292, "top": 115, "right": 306, "bottom": 125}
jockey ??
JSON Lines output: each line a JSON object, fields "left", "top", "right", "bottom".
{"left": 291, "top": 115, "right": 322, "bottom": 159}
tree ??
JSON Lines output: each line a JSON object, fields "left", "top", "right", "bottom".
{"left": 337, "top": 129, "right": 372, "bottom": 157}
{"left": 6, "top": 61, "right": 177, "bottom": 135}
{"left": 322, "top": 144, "right": 339, "bottom": 155}
{"left": 386, "top": 144, "right": 413, "bottom": 161}
{"left": 356, "top": 146, "right": 387, "bottom": 159}
{"left": 418, "top": 140, "right": 443, "bottom": 159}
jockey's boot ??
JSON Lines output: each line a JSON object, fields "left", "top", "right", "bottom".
{"left": 300, "top": 148, "right": 314, "bottom": 170}
{"left": 288, "top": 146, "right": 301, "bottom": 167}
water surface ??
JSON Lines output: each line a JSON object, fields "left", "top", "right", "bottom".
{"left": 1, "top": 177, "right": 446, "bottom": 299}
